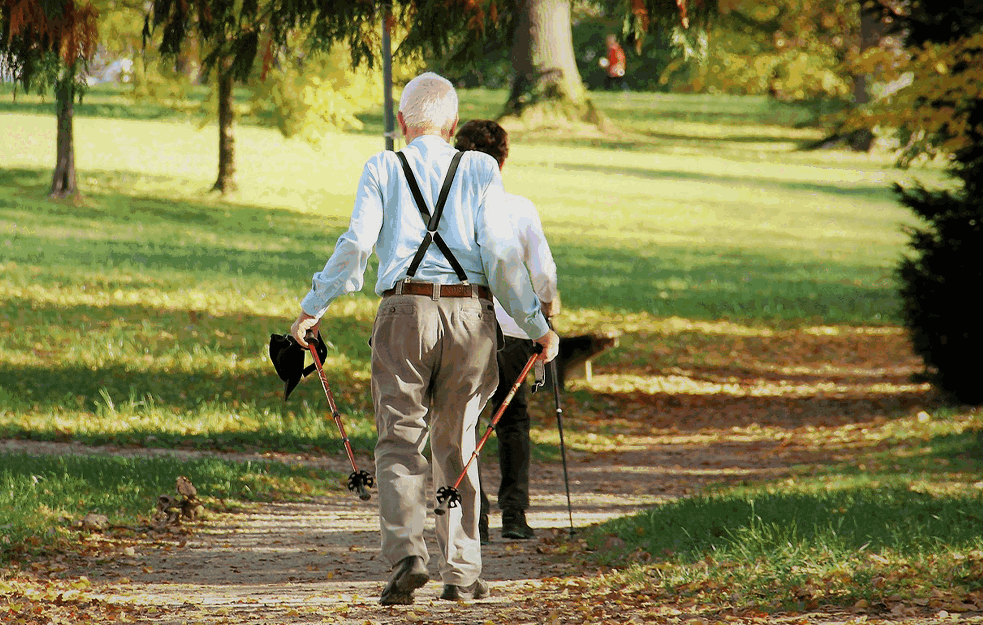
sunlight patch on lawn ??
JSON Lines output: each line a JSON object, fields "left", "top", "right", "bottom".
{"left": 583, "top": 373, "right": 929, "bottom": 398}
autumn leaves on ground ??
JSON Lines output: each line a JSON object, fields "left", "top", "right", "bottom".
{"left": 5, "top": 320, "right": 980, "bottom": 624}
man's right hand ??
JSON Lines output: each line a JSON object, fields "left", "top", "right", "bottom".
{"left": 290, "top": 312, "right": 320, "bottom": 348}
{"left": 534, "top": 329, "right": 560, "bottom": 362}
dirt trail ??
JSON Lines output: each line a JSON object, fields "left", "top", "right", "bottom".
{"left": 2, "top": 436, "right": 807, "bottom": 624}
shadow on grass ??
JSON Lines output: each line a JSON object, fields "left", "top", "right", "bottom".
{"left": 0, "top": 98, "right": 205, "bottom": 122}
{"left": 821, "top": 428, "right": 983, "bottom": 477}
{"left": 0, "top": 292, "right": 390, "bottom": 459}
{"left": 590, "top": 92, "right": 836, "bottom": 128}
{"left": 0, "top": 294, "right": 377, "bottom": 454}
{"left": 0, "top": 452, "right": 322, "bottom": 503}
{"left": 599, "top": 387, "right": 931, "bottom": 432}
{"left": 0, "top": 83, "right": 239, "bottom": 124}
{"left": 553, "top": 162, "right": 893, "bottom": 201}
{"left": 634, "top": 129, "right": 810, "bottom": 147}
{"left": 552, "top": 320, "right": 933, "bottom": 436}
{"left": 0, "top": 358, "right": 378, "bottom": 454}
{"left": 2, "top": 166, "right": 899, "bottom": 323}
{"left": 554, "top": 244, "right": 900, "bottom": 323}
{"left": 0, "top": 167, "right": 351, "bottom": 281}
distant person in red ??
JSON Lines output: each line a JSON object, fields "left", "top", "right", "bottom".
{"left": 600, "top": 34, "right": 627, "bottom": 91}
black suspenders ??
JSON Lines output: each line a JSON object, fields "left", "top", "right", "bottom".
{"left": 395, "top": 150, "right": 469, "bottom": 283}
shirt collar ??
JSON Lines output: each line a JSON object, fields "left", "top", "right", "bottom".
{"left": 408, "top": 134, "right": 452, "bottom": 149}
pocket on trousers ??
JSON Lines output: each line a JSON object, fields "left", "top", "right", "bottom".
{"left": 370, "top": 301, "right": 419, "bottom": 347}
{"left": 456, "top": 301, "right": 497, "bottom": 344}
{"left": 457, "top": 300, "right": 495, "bottom": 320}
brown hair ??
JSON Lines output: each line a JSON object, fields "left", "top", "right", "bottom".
{"left": 454, "top": 119, "right": 509, "bottom": 168}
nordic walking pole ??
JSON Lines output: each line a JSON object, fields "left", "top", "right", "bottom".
{"left": 305, "top": 331, "right": 374, "bottom": 501}
{"left": 548, "top": 320, "right": 576, "bottom": 537}
{"left": 434, "top": 344, "right": 544, "bottom": 515}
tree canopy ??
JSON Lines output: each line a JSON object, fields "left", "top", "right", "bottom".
{"left": 1, "top": 0, "right": 99, "bottom": 91}
{"left": 840, "top": 2, "right": 983, "bottom": 165}
{"left": 1, "top": 0, "right": 101, "bottom": 198}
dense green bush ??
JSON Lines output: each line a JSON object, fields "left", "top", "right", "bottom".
{"left": 897, "top": 127, "right": 983, "bottom": 405}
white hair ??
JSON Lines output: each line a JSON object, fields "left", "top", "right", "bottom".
{"left": 398, "top": 72, "right": 458, "bottom": 133}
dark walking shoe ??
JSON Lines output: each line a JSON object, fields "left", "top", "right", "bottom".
{"left": 501, "top": 508, "right": 534, "bottom": 539}
{"left": 479, "top": 513, "right": 490, "bottom": 545}
{"left": 440, "top": 578, "right": 489, "bottom": 601}
{"left": 379, "top": 555, "right": 429, "bottom": 605}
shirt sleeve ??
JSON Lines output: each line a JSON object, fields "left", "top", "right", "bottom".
{"left": 520, "top": 199, "right": 559, "bottom": 305}
{"left": 300, "top": 157, "right": 385, "bottom": 318}
{"left": 476, "top": 167, "right": 550, "bottom": 340}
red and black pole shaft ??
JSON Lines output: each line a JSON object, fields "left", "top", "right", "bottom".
{"left": 435, "top": 344, "right": 544, "bottom": 515}
{"left": 305, "top": 331, "right": 373, "bottom": 501}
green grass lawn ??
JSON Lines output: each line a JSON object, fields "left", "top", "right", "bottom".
{"left": 1, "top": 87, "right": 932, "bottom": 451}
{"left": 0, "top": 81, "right": 949, "bottom": 462}
{"left": 3, "top": 83, "right": 976, "bottom": 612}
{"left": 0, "top": 452, "right": 340, "bottom": 560}
{"left": 577, "top": 423, "right": 983, "bottom": 615}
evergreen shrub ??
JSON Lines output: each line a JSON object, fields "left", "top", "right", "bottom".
{"left": 897, "top": 138, "right": 983, "bottom": 405}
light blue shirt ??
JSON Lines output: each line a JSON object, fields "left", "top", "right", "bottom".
{"left": 300, "top": 135, "right": 550, "bottom": 340}
{"left": 494, "top": 192, "right": 558, "bottom": 340}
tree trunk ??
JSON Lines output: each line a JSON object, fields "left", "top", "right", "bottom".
{"left": 503, "top": 0, "right": 606, "bottom": 130}
{"left": 847, "top": 3, "right": 880, "bottom": 152}
{"left": 806, "top": 3, "right": 882, "bottom": 153}
{"left": 49, "top": 73, "right": 78, "bottom": 199}
{"left": 212, "top": 66, "right": 238, "bottom": 194}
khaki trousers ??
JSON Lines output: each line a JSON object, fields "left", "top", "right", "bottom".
{"left": 370, "top": 290, "right": 498, "bottom": 586}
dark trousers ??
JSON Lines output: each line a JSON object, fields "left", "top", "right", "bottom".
{"left": 479, "top": 336, "right": 536, "bottom": 517}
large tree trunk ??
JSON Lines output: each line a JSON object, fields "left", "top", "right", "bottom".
{"left": 49, "top": 73, "right": 78, "bottom": 199}
{"left": 847, "top": 3, "right": 881, "bottom": 152}
{"left": 503, "top": 0, "right": 606, "bottom": 130}
{"left": 805, "top": 2, "right": 883, "bottom": 153}
{"left": 212, "top": 66, "right": 238, "bottom": 194}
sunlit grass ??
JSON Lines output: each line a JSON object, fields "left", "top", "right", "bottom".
{"left": 574, "top": 409, "right": 983, "bottom": 614}
{"left": 0, "top": 452, "right": 342, "bottom": 562}
{"left": 0, "top": 84, "right": 947, "bottom": 450}
{"left": 1, "top": 85, "right": 968, "bottom": 579}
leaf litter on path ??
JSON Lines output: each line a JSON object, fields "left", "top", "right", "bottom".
{"left": 2, "top": 323, "right": 972, "bottom": 624}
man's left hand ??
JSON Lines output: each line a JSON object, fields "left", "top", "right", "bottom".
{"left": 533, "top": 329, "right": 560, "bottom": 363}
{"left": 290, "top": 312, "right": 320, "bottom": 348}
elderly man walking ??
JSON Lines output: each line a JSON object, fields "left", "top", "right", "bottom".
{"left": 290, "top": 72, "right": 558, "bottom": 605}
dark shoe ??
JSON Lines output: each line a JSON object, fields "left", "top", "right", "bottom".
{"left": 479, "top": 513, "right": 490, "bottom": 545}
{"left": 379, "top": 555, "right": 429, "bottom": 605}
{"left": 501, "top": 508, "right": 534, "bottom": 539}
{"left": 440, "top": 578, "right": 489, "bottom": 601}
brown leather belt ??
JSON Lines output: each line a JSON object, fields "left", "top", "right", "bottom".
{"left": 383, "top": 282, "right": 492, "bottom": 300}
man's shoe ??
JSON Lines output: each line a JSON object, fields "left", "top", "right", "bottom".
{"left": 440, "top": 578, "right": 489, "bottom": 601}
{"left": 501, "top": 508, "right": 534, "bottom": 539}
{"left": 379, "top": 555, "right": 429, "bottom": 605}
{"left": 479, "top": 513, "right": 490, "bottom": 545}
